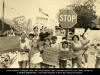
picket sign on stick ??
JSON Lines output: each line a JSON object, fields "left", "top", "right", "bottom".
{"left": 84, "top": 29, "right": 100, "bottom": 45}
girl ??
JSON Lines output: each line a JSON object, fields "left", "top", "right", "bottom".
{"left": 41, "top": 37, "right": 52, "bottom": 68}
{"left": 33, "top": 26, "right": 39, "bottom": 39}
{"left": 29, "top": 34, "right": 43, "bottom": 68}
{"left": 18, "top": 32, "right": 31, "bottom": 68}
{"left": 71, "top": 35, "right": 89, "bottom": 68}
{"left": 85, "top": 45, "right": 97, "bottom": 68}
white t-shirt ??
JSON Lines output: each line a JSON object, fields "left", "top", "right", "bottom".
{"left": 18, "top": 38, "right": 31, "bottom": 61}
{"left": 20, "top": 38, "right": 31, "bottom": 50}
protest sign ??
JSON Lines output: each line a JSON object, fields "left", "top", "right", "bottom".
{"left": 59, "top": 51, "right": 74, "bottom": 59}
{"left": 35, "top": 17, "right": 48, "bottom": 29}
{"left": 55, "top": 26, "right": 66, "bottom": 36}
{"left": 14, "top": 16, "right": 26, "bottom": 26}
{"left": 84, "top": 29, "right": 100, "bottom": 45}
{"left": 0, "top": 36, "right": 20, "bottom": 53}
{"left": 75, "top": 28, "right": 85, "bottom": 36}
{"left": 42, "top": 47, "right": 60, "bottom": 66}
{"left": 13, "top": 16, "right": 27, "bottom": 32}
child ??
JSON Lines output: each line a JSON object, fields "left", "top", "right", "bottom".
{"left": 18, "top": 32, "right": 31, "bottom": 68}
{"left": 29, "top": 34, "right": 43, "bottom": 68}
{"left": 85, "top": 45, "right": 97, "bottom": 68}
{"left": 95, "top": 44, "right": 100, "bottom": 68}
{"left": 59, "top": 41, "right": 71, "bottom": 68}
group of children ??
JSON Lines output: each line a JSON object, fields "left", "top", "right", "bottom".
{"left": 1, "top": 26, "right": 100, "bottom": 68}
{"left": 18, "top": 26, "right": 88, "bottom": 68}
{"left": 18, "top": 26, "right": 73, "bottom": 68}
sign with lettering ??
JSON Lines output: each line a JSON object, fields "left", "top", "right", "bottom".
{"left": 13, "top": 16, "right": 27, "bottom": 32}
{"left": 84, "top": 29, "right": 100, "bottom": 45}
{"left": 58, "top": 9, "right": 77, "bottom": 28}
{"left": 0, "top": 36, "right": 20, "bottom": 53}
{"left": 14, "top": 16, "right": 26, "bottom": 26}
{"left": 42, "top": 47, "right": 59, "bottom": 66}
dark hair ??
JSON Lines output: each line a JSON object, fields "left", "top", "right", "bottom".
{"left": 62, "top": 37, "right": 66, "bottom": 40}
{"left": 44, "top": 37, "right": 51, "bottom": 42}
{"left": 62, "top": 41, "right": 68, "bottom": 46}
{"left": 33, "top": 26, "right": 38, "bottom": 30}
{"left": 39, "top": 32, "right": 50, "bottom": 41}
{"left": 72, "top": 35, "right": 79, "bottom": 41}
{"left": 20, "top": 32, "right": 25, "bottom": 35}
{"left": 51, "top": 36, "right": 57, "bottom": 40}
{"left": 29, "top": 34, "right": 35, "bottom": 38}
{"left": 43, "top": 37, "right": 51, "bottom": 46}
{"left": 40, "top": 29, "right": 42, "bottom": 31}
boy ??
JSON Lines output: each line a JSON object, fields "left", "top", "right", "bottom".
{"left": 59, "top": 41, "right": 72, "bottom": 68}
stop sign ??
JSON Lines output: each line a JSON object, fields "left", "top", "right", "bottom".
{"left": 58, "top": 9, "right": 77, "bottom": 28}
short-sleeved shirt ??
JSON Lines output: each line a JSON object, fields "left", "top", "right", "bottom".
{"left": 59, "top": 47, "right": 73, "bottom": 60}
{"left": 72, "top": 41, "right": 85, "bottom": 57}
{"left": 20, "top": 38, "right": 31, "bottom": 50}
{"left": 18, "top": 38, "right": 30, "bottom": 61}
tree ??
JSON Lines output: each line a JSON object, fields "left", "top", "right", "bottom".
{"left": 71, "top": 0, "right": 97, "bottom": 29}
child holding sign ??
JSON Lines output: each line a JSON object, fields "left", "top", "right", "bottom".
{"left": 59, "top": 41, "right": 73, "bottom": 68}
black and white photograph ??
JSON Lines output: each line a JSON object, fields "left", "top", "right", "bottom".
{"left": 55, "top": 26, "right": 66, "bottom": 36}
{"left": 0, "top": 0, "right": 100, "bottom": 74}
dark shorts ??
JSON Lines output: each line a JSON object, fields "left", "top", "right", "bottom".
{"left": 95, "top": 57, "right": 100, "bottom": 68}
{"left": 72, "top": 57, "right": 83, "bottom": 68}
{"left": 59, "top": 59, "right": 67, "bottom": 68}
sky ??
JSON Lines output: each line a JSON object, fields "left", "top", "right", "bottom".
{"left": 0, "top": 0, "right": 68, "bottom": 20}
{"left": 0, "top": 0, "right": 100, "bottom": 27}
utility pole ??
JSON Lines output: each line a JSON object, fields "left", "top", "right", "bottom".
{"left": 2, "top": 0, "right": 5, "bottom": 34}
